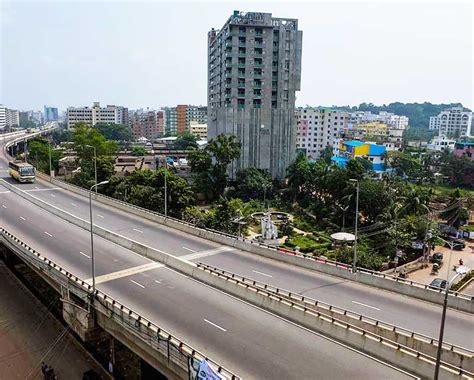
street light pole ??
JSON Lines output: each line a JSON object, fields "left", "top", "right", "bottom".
{"left": 85, "top": 145, "right": 97, "bottom": 195}
{"left": 349, "top": 179, "right": 360, "bottom": 273}
{"left": 164, "top": 165, "right": 168, "bottom": 218}
{"left": 48, "top": 141, "right": 52, "bottom": 177}
{"left": 433, "top": 238, "right": 462, "bottom": 380}
{"left": 89, "top": 181, "right": 109, "bottom": 300}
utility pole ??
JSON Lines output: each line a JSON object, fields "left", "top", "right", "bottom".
{"left": 164, "top": 164, "right": 168, "bottom": 217}
{"left": 349, "top": 179, "right": 360, "bottom": 273}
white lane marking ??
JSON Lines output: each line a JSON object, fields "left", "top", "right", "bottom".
{"left": 252, "top": 269, "right": 273, "bottom": 278}
{"left": 352, "top": 301, "right": 381, "bottom": 311}
{"left": 154, "top": 280, "right": 161, "bottom": 284}
{"left": 203, "top": 319, "right": 227, "bottom": 332}
{"left": 0, "top": 190, "right": 10, "bottom": 194}
{"left": 35, "top": 186, "right": 39, "bottom": 189}
{"left": 79, "top": 251, "right": 91, "bottom": 259}
{"left": 182, "top": 246, "right": 196, "bottom": 253}
{"left": 71, "top": 202, "right": 77, "bottom": 207}
{"left": 20, "top": 216, "right": 26, "bottom": 221}
{"left": 133, "top": 228, "right": 143, "bottom": 233}
{"left": 85, "top": 262, "right": 164, "bottom": 285}
{"left": 97, "top": 214, "right": 104, "bottom": 219}
{"left": 50, "top": 194, "right": 56, "bottom": 197}
{"left": 130, "top": 280, "right": 145, "bottom": 289}
{"left": 182, "top": 246, "right": 234, "bottom": 261}
{"left": 24, "top": 187, "right": 61, "bottom": 192}
{"left": 44, "top": 231, "right": 53, "bottom": 237}
{"left": 2, "top": 204, "right": 7, "bottom": 208}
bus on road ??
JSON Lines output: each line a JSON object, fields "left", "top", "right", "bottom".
{"left": 8, "top": 161, "right": 36, "bottom": 183}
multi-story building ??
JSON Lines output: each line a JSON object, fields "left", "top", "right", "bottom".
{"left": 208, "top": 11, "right": 303, "bottom": 178}
{"left": 453, "top": 141, "right": 474, "bottom": 160}
{"left": 67, "top": 102, "right": 129, "bottom": 129}
{"left": 350, "top": 111, "right": 408, "bottom": 130}
{"left": 189, "top": 121, "right": 208, "bottom": 139}
{"left": 295, "top": 107, "right": 349, "bottom": 160}
{"left": 427, "top": 135, "right": 456, "bottom": 151}
{"left": 187, "top": 106, "right": 207, "bottom": 126}
{"left": 130, "top": 110, "right": 162, "bottom": 141}
{"left": 0, "top": 105, "right": 20, "bottom": 130}
{"left": 429, "top": 107, "right": 472, "bottom": 137}
{"left": 44, "top": 106, "right": 59, "bottom": 122}
{"left": 163, "top": 107, "right": 178, "bottom": 135}
{"left": 332, "top": 140, "right": 386, "bottom": 175}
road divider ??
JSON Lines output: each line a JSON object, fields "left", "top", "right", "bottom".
{"left": 2, "top": 181, "right": 472, "bottom": 379}
{"left": 0, "top": 226, "right": 239, "bottom": 380}
{"left": 28, "top": 171, "right": 474, "bottom": 312}
{"left": 196, "top": 262, "right": 474, "bottom": 373}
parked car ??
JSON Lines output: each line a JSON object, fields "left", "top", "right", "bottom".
{"left": 429, "top": 252, "right": 444, "bottom": 266}
{"left": 429, "top": 278, "right": 448, "bottom": 290}
{"left": 443, "top": 237, "right": 465, "bottom": 250}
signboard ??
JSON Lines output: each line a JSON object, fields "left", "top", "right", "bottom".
{"left": 189, "top": 358, "right": 223, "bottom": 380}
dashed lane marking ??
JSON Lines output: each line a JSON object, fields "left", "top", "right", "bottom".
{"left": 203, "top": 319, "right": 227, "bottom": 332}
{"left": 352, "top": 301, "right": 381, "bottom": 311}
{"left": 252, "top": 269, "right": 273, "bottom": 278}
{"left": 97, "top": 214, "right": 104, "bottom": 218}
{"left": 181, "top": 246, "right": 234, "bottom": 261}
{"left": 44, "top": 231, "right": 53, "bottom": 237}
{"left": 130, "top": 280, "right": 145, "bottom": 289}
{"left": 79, "top": 251, "right": 91, "bottom": 259}
{"left": 20, "top": 216, "right": 26, "bottom": 221}
{"left": 182, "top": 246, "right": 196, "bottom": 253}
{"left": 133, "top": 228, "right": 143, "bottom": 234}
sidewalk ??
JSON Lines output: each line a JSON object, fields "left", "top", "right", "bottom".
{"left": 408, "top": 242, "right": 474, "bottom": 288}
{"left": 0, "top": 262, "right": 106, "bottom": 379}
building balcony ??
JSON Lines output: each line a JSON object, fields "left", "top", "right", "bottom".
{"left": 254, "top": 73, "right": 262, "bottom": 78}
{"left": 254, "top": 83, "right": 262, "bottom": 89}
{"left": 255, "top": 42, "right": 263, "bottom": 48}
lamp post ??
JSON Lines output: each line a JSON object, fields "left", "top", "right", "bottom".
{"left": 48, "top": 141, "right": 52, "bottom": 177}
{"left": 84, "top": 145, "right": 98, "bottom": 195}
{"left": 164, "top": 162, "right": 168, "bottom": 218}
{"left": 433, "top": 237, "right": 463, "bottom": 380}
{"left": 89, "top": 180, "right": 109, "bottom": 299}
{"left": 349, "top": 179, "right": 360, "bottom": 273}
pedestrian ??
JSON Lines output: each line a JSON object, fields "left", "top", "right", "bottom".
{"left": 459, "top": 258, "right": 464, "bottom": 266}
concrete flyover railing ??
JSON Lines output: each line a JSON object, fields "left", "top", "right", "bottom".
{"left": 4, "top": 173, "right": 474, "bottom": 315}
{"left": 196, "top": 262, "right": 474, "bottom": 373}
{"left": 0, "top": 226, "right": 239, "bottom": 380}
{"left": 3, "top": 182, "right": 474, "bottom": 379}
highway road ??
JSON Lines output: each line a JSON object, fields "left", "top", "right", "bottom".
{"left": 1, "top": 149, "right": 472, "bottom": 352}
{"left": 0, "top": 138, "right": 417, "bottom": 378}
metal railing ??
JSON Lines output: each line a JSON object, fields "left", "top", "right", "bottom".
{"left": 0, "top": 226, "right": 240, "bottom": 380}
{"left": 196, "top": 262, "right": 474, "bottom": 359}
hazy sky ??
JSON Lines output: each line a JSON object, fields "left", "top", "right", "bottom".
{"left": 1, "top": 0, "right": 472, "bottom": 112}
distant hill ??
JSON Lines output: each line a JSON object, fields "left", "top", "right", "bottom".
{"left": 327, "top": 102, "right": 471, "bottom": 129}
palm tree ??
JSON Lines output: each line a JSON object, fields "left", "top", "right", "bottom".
{"left": 396, "top": 186, "right": 431, "bottom": 217}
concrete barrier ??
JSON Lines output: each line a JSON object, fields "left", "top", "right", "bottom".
{"left": 2, "top": 184, "right": 472, "bottom": 379}
{"left": 197, "top": 263, "right": 473, "bottom": 373}
{"left": 0, "top": 227, "right": 238, "bottom": 380}
{"left": 30, "top": 172, "right": 474, "bottom": 313}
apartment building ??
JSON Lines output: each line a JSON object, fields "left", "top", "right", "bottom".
{"left": 189, "top": 121, "right": 208, "bottom": 139}
{"left": 67, "top": 102, "right": 129, "bottom": 129}
{"left": 130, "top": 110, "right": 163, "bottom": 141}
{"left": 296, "top": 107, "right": 349, "bottom": 160}
{"left": 0, "top": 105, "right": 20, "bottom": 130}
{"left": 332, "top": 140, "right": 386, "bottom": 175}
{"left": 208, "top": 11, "right": 303, "bottom": 178}
{"left": 428, "top": 107, "right": 472, "bottom": 137}
{"left": 44, "top": 106, "right": 59, "bottom": 122}
{"left": 350, "top": 111, "right": 408, "bottom": 129}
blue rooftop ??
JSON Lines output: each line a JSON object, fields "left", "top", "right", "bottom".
{"left": 344, "top": 141, "right": 366, "bottom": 147}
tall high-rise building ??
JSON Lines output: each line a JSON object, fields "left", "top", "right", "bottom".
{"left": 208, "top": 11, "right": 303, "bottom": 178}
{"left": 44, "top": 106, "right": 59, "bottom": 122}
{"left": 176, "top": 105, "right": 188, "bottom": 135}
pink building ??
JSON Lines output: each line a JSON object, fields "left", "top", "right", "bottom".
{"left": 454, "top": 142, "right": 474, "bottom": 160}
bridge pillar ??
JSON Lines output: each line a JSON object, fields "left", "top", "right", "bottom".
{"left": 62, "top": 295, "right": 104, "bottom": 343}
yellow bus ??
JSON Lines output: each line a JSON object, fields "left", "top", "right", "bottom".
{"left": 8, "top": 161, "right": 36, "bottom": 183}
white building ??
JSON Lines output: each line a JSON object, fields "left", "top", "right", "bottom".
{"left": 189, "top": 122, "right": 207, "bottom": 140}
{"left": 296, "top": 107, "right": 349, "bottom": 160}
{"left": 0, "top": 105, "right": 20, "bottom": 130}
{"left": 429, "top": 107, "right": 472, "bottom": 137}
{"left": 67, "top": 102, "right": 128, "bottom": 129}
{"left": 427, "top": 135, "right": 456, "bottom": 151}
{"left": 349, "top": 111, "right": 408, "bottom": 130}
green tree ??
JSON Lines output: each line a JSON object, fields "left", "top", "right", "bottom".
{"left": 52, "top": 129, "right": 73, "bottom": 145}
{"left": 131, "top": 146, "right": 146, "bottom": 156}
{"left": 175, "top": 131, "right": 198, "bottom": 150}
{"left": 28, "top": 138, "right": 62, "bottom": 174}
{"left": 188, "top": 134, "right": 241, "bottom": 199}
{"left": 234, "top": 167, "right": 273, "bottom": 201}
{"left": 95, "top": 123, "right": 132, "bottom": 141}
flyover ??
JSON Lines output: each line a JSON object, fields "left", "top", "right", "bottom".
{"left": 1, "top": 131, "right": 472, "bottom": 379}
